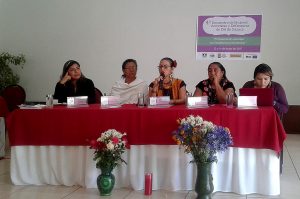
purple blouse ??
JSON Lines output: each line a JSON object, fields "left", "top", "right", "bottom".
{"left": 243, "top": 80, "right": 288, "bottom": 115}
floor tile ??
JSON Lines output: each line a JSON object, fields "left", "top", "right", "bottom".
{"left": 65, "top": 187, "right": 131, "bottom": 199}
{"left": 4, "top": 185, "right": 79, "bottom": 199}
{"left": 0, "top": 159, "right": 10, "bottom": 175}
{"left": 187, "top": 191, "right": 246, "bottom": 198}
{"left": 124, "top": 189, "right": 188, "bottom": 199}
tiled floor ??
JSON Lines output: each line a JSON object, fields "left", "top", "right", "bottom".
{"left": 1, "top": 134, "right": 300, "bottom": 199}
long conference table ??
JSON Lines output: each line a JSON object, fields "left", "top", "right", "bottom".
{"left": 6, "top": 104, "right": 286, "bottom": 195}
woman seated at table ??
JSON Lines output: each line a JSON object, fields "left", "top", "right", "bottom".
{"left": 110, "top": 59, "right": 148, "bottom": 104}
{"left": 242, "top": 63, "right": 288, "bottom": 115}
{"left": 54, "top": 60, "right": 96, "bottom": 104}
{"left": 149, "top": 57, "right": 187, "bottom": 105}
{"left": 193, "top": 62, "right": 236, "bottom": 104}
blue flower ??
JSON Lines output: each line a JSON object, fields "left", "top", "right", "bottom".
{"left": 173, "top": 115, "right": 233, "bottom": 164}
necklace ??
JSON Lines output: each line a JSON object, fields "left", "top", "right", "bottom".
{"left": 162, "top": 78, "right": 172, "bottom": 89}
{"left": 163, "top": 77, "right": 172, "bottom": 84}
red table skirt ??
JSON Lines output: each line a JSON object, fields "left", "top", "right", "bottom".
{"left": 6, "top": 104, "right": 286, "bottom": 153}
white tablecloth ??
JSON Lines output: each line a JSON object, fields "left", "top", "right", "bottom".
{"left": 10, "top": 145, "right": 280, "bottom": 195}
{"left": 0, "top": 117, "right": 5, "bottom": 157}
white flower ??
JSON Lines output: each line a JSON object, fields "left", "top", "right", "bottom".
{"left": 203, "top": 121, "right": 215, "bottom": 132}
{"left": 186, "top": 115, "right": 194, "bottom": 122}
{"left": 184, "top": 115, "right": 203, "bottom": 127}
{"left": 106, "top": 142, "right": 114, "bottom": 150}
{"left": 195, "top": 116, "right": 203, "bottom": 125}
{"left": 180, "top": 118, "right": 186, "bottom": 125}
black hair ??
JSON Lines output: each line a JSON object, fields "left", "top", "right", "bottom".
{"left": 61, "top": 60, "right": 80, "bottom": 77}
{"left": 60, "top": 60, "right": 85, "bottom": 80}
{"left": 254, "top": 63, "right": 273, "bottom": 80}
{"left": 208, "top": 62, "right": 227, "bottom": 80}
{"left": 122, "top": 59, "right": 137, "bottom": 70}
{"left": 121, "top": 59, "right": 137, "bottom": 78}
{"left": 160, "top": 57, "right": 177, "bottom": 68}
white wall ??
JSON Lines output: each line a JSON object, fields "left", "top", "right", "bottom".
{"left": 0, "top": 0, "right": 299, "bottom": 104}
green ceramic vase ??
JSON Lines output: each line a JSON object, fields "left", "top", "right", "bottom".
{"left": 97, "top": 167, "right": 115, "bottom": 196}
{"left": 195, "top": 163, "right": 214, "bottom": 199}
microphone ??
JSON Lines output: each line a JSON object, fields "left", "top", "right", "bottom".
{"left": 159, "top": 73, "right": 165, "bottom": 90}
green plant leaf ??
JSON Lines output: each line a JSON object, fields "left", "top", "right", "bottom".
{"left": 0, "top": 52, "right": 26, "bottom": 92}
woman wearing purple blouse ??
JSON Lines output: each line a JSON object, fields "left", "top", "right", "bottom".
{"left": 243, "top": 63, "right": 288, "bottom": 116}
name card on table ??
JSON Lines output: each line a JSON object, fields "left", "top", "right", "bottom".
{"left": 149, "top": 96, "right": 171, "bottom": 107}
{"left": 101, "top": 96, "right": 121, "bottom": 108}
{"left": 67, "top": 96, "right": 88, "bottom": 107}
{"left": 187, "top": 96, "right": 208, "bottom": 108}
{"left": 237, "top": 96, "right": 257, "bottom": 109}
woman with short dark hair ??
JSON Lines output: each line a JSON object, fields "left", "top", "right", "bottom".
{"left": 110, "top": 59, "right": 148, "bottom": 104}
{"left": 243, "top": 63, "right": 288, "bottom": 115}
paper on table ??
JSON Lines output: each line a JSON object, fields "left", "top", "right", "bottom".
{"left": 18, "top": 104, "right": 47, "bottom": 109}
{"left": 237, "top": 96, "right": 258, "bottom": 109}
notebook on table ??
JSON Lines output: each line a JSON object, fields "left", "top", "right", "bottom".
{"left": 239, "top": 88, "right": 274, "bottom": 106}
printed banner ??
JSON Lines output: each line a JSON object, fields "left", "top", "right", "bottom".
{"left": 196, "top": 15, "right": 262, "bottom": 60}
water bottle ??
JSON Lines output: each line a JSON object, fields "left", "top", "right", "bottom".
{"left": 46, "top": 94, "right": 53, "bottom": 107}
{"left": 137, "top": 92, "right": 144, "bottom": 107}
{"left": 226, "top": 93, "right": 234, "bottom": 108}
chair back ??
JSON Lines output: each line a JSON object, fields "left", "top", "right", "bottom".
{"left": 1, "top": 85, "right": 26, "bottom": 111}
{"left": 0, "top": 96, "right": 9, "bottom": 116}
{"left": 94, "top": 87, "right": 103, "bottom": 104}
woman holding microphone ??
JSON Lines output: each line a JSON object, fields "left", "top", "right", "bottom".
{"left": 148, "top": 57, "right": 187, "bottom": 105}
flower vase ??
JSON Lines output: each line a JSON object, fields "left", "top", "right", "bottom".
{"left": 97, "top": 167, "right": 115, "bottom": 196}
{"left": 195, "top": 163, "right": 214, "bottom": 199}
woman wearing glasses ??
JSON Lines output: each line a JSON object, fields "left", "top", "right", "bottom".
{"left": 149, "top": 57, "right": 187, "bottom": 105}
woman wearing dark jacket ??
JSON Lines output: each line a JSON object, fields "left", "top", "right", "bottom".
{"left": 54, "top": 60, "right": 96, "bottom": 104}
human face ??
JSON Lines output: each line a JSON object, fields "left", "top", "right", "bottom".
{"left": 122, "top": 62, "right": 137, "bottom": 80}
{"left": 254, "top": 73, "right": 271, "bottom": 88}
{"left": 208, "top": 64, "right": 224, "bottom": 81}
{"left": 158, "top": 60, "right": 173, "bottom": 77}
{"left": 67, "top": 64, "right": 81, "bottom": 80}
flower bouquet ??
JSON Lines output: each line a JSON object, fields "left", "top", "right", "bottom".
{"left": 90, "top": 129, "right": 130, "bottom": 196}
{"left": 90, "top": 129, "right": 129, "bottom": 170}
{"left": 172, "top": 115, "right": 233, "bottom": 164}
{"left": 172, "top": 115, "right": 233, "bottom": 199}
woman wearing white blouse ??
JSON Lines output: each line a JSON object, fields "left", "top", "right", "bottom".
{"left": 111, "top": 59, "right": 148, "bottom": 105}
